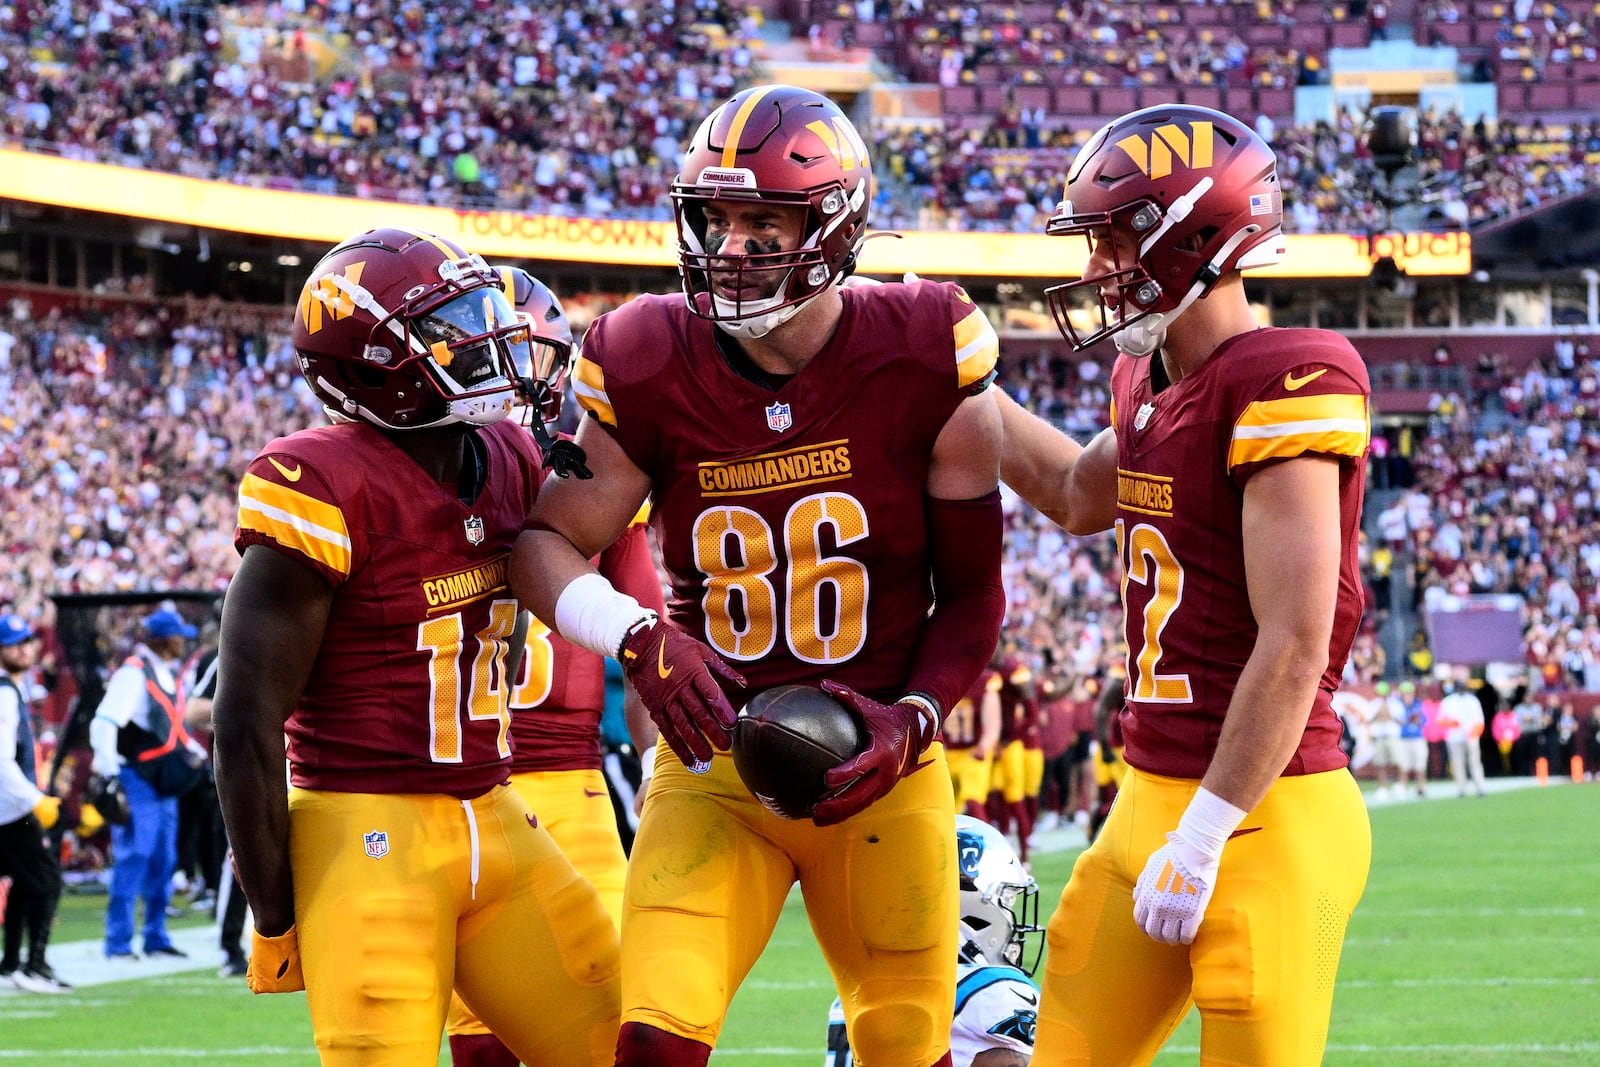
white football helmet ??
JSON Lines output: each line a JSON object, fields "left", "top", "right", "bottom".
{"left": 955, "top": 815, "right": 1043, "bottom": 975}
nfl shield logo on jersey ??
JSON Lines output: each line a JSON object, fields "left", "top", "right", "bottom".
{"left": 765, "top": 401, "right": 792, "bottom": 433}
{"left": 1133, "top": 402, "right": 1156, "bottom": 431}
{"left": 464, "top": 515, "right": 485, "bottom": 546}
{"left": 363, "top": 830, "right": 389, "bottom": 860}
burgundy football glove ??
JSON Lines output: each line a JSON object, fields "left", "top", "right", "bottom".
{"left": 619, "top": 618, "right": 744, "bottom": 769}
{"left": 812, "top": 681, "right": 937, "bottom": 827}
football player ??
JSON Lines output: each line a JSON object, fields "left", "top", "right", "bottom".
{"left": 944, "top": 667, "right": 1002, "bottom": 822}
{"left": 986, "top": 651, "right": 1040, "bottom": 863}
{"left": 510, "top": 85, "right": 1006, "bottom": 1067}
{"left": 826, "top": 815, "right": 1042, "bottom": 1067}
{"left": 445, "top": 268, "right": 665, "bottom": 1067}
{"left": 211, "top": 229, "right": 621, "bottom": 1067}
{"left": 997, "top": 105, "right": 1373, "bottom": 1065}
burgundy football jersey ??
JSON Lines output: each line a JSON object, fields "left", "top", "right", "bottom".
{"left": 1108, "top": 327, "right": 1369, "bottom": 779}
{"left": 234, "top": 419, "right": 542, "bottom": 798}
{"left": 508, "top": 513, "right": 664, "bottom": 772}
{"left": 944, "top": 668, "right": 1002, "bottom": 750}
{"left": 997, "top": 657, "right": 1035, "bottom": 745}
{"left": 570, "top": 281, "right": 999, "bottom": 705}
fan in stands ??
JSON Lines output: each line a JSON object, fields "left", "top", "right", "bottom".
{"left": 732, "top": 686, "right": 865, "bottom": 820}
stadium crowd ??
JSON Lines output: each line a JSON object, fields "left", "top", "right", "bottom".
{"left": 3, "top": 291, "right": 1594, "bottom": 715}
{"left": 2, "top": 1, "right": 1596, "bottom": 235}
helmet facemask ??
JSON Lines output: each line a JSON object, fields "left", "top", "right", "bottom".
{"left": 673, "top": 179, "right": 865, "bottom": 341}
{"left": 955, "top": 815, "right": 1045, "bottom": 975}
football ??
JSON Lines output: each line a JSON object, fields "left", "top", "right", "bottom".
{"left": 732, "top": 685, "right": 865, "bottom": 820}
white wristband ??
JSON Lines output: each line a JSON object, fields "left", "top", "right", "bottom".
{"left": 1176, "top": 787, "right": 1249, "bottom": 857}
{"left": 553, "top": 572, "right": 656, "bottom": 659}
{"left": 638, "top": 744, "right": 656, "bottom": 782}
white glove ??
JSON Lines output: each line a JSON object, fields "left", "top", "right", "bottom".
{"left": 1132, "top": 787, "right": 1246, "bottom": 945}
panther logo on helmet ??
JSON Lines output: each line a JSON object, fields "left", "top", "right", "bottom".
{"left": 955, "top": 815, "right": 1044, "bottom": 975}
{"left": 293, "top": 228, "right": 533, "bottom": 431}
{"left": 671, "top": 85, "right": 872, "bottom": 340}
{"left": 1043, "top": 105, "right": 1286, "bottom": 358}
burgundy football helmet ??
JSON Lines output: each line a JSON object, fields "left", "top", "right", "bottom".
{"left": 1044, "top": 104, "right": 1286, "bottom": 356}
{"left": 671, "top": 84, "right": 872, "bottom": 339}
{"left": 494, "top": 265, "right": 573, "bottom": 428}
{"left": 292, "top": 228, "right": 531, "bottom": 430}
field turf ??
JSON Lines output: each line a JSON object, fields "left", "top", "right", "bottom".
{"left": 3, "top": 783, "right": 1594, "bottom": 1065}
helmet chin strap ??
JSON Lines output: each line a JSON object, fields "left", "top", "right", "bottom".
{"left": 1115, "top": 222, "right": 1263, "bottom": 358}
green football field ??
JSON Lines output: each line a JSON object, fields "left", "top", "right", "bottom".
{"left": 4, "top": 784, "right": 1595, "bottom": 1065}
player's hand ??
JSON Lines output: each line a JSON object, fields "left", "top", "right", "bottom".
{"left": 619, "top": 619, "right": 744, "bottom": 769}
{"left": 1132, "top": 831, "right": 1220, "bottom": 945}
{"left": 1131, "top": 788, "right": 1245, "bottom": 945}
{"left": 32, "top": 795, "right": 61, "bottom": 831}
{"left": 813, "top": 682, "right": 934, "bottom": 827}
{"left": 247, "top": 925, "right": 306, "bottom": 994}
{"left": 76, "top": 802, "right": 105, "bottom": 837}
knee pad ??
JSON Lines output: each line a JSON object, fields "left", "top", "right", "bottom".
{"left": 849, "top": 1002, "right": 943, "bottom": 1067}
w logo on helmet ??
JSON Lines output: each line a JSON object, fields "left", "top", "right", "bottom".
{"left": 806, "top": 117, "right": 870, "bottom": 173}
{"left": 298, "top": 261, "right": 368, "bottom": 335}
{"left": 1116, "top": 122, "right": 1214, "bottom": 180}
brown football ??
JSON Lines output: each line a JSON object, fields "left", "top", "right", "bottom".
{"left": 732, "top": 685, "right": 864, "bottom": 819}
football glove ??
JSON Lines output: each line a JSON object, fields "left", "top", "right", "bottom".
{"left": 812, "top": 682, "right": 936, "bottom": 827}
{"left": 247, "top": 925, "right": 306, "bottom": 994}
{"left": 86, "top": 774, "right": 131, "bottom": 826}
{"left": 76, "top": 802, "right": 105, "bottom": 838}
{"left": 619, "top": 619, "right": 744, "bottom": 769}
{"left": 32, "top": 795, "right": 60, "bottom": 831}
{"left": 1131, "top": 787, "right": 1246, "bottom": 945}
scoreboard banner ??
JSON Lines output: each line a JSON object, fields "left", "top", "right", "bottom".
{"left": 0, "top": 148, "right": 1470, "bottom": 278}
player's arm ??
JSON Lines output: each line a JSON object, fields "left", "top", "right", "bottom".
{"left": 212, "top": 545, "right": 333, "bottom": 940}
{"left": 512, "top": 418, "right": 741, "bottom": 768}
{"left": 1204, "top": 454, "right": 1342, "bottom": 811}
{"left": 995, "top": 387, "right": 1118, "bottom": 535}
{"left": 1132, "top": 455, "right": 1341, "bottom": 945}
{"left": 816, "top": 389, "right": 1006, "bottom": 825}
{"left": 597, "top": 517, "right": 668, "bottom": 807}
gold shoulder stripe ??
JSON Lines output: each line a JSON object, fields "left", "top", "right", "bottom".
{"left": 1235, "top": 393, "right": 1367, "bottom": 429}
{"left": 237, "top": 472, "right": 352, "bottom": 577}
{"left": 1109, "top": 396, "right": 1117, "bottom": 426}
{"left": 953, "top": 305, "right": 999, "bottom": 389}
{"left": 1229, "top": 393, "right": 1369, "bottom": 470}
{"left": 570, "top": 355, "right": 616, "bottom": 426}
{"left": 629, "top": 501, "right": 652, "bottom": 527}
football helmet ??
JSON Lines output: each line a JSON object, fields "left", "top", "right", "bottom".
{"left": 494, "top": 265, "right": 573, "bottom": 428}
{"left": 671, "top": 84, "right": 872, "bottom": 340}
{"left": 955, "top": 815, "right": 1043, "bottom": 975}
{"left": 292, "top": 228, "right": 532, "bottom": 430}
{"left": 1044, "top": 104, "right": 1286, "bottom": 357}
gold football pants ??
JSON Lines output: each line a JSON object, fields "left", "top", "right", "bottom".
{"left": 1033, "top": 766, "right": 1370, "bottom": 1066}
{"left": 447, "top": 768, "right": 628, "bottom": 1038}
{"left": 288, "top": 784, "right": 620, "bottom": 1066}
{"left": 623, "top": 741, "right": 958, "bottom": 1067}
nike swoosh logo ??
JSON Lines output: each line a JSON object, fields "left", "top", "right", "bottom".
{"left": 582, "top": 788, "right": 606, "bottom": 798}
{"left": 1283, "top": 368, "right": 1328, "bottom": 391}
{"left": 267, "top": 457, "right": 303, "bottom": 482}
{"left": 657, "top": 640, "right": 674, "bottom": 680}
{"left": 1228, "top": 826, "right": 1263, "bottom": 839}
{"left": 1018, "top": 990, "right": 1039, "bottom": 1006}
{"left": 525, "top": 812, "right": 538, "bottom": 829}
